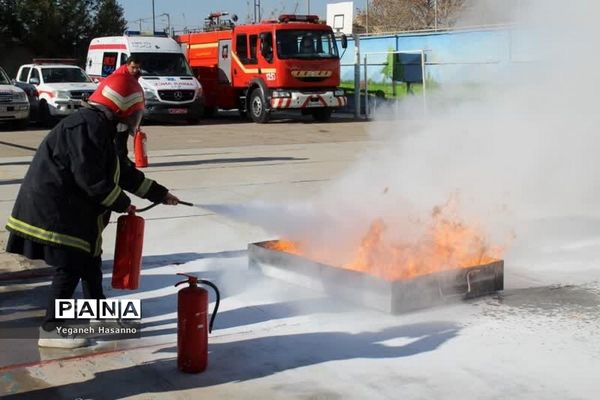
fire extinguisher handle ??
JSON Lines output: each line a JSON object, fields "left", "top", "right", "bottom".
{"left": 174, "top": 279, "right": 189, "bottom": 287}
{"left": 175, "top": 273, "right": 198, "bottom": 287}
{"left": 199, "top": 279, "right": 220, "bottom": 334}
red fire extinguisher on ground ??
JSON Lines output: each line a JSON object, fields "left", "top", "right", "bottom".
{"left": 112, "top": 206, "right": 144, "bottom": 290}
{"left": 175, "top": 273, "right": 220, "bottom": 373}
{"left": 134, "top": 128, "right": 148, "bottom": 168}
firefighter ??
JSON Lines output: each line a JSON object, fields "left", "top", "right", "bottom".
{"left": 5, "top": 73, "right": 179, "bottom": 348}
{"left": 114, "top": 55, "right": 141, "bottom": 79}
{"left": 112, "top": 55, "right": 143, "bottom": 157}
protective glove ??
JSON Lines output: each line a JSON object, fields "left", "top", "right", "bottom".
{"left": 162, "top": 192, "right": 180, "bottom": 205}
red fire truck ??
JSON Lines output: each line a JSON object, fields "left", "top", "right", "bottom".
{"left": 176, "top": 13, "right": 347, "bottom": 123}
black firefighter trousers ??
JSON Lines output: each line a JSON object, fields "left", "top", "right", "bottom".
{"left": 43, "top": 255, "right": 105, "bottom": 331}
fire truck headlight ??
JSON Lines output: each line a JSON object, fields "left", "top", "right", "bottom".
{"left": 334, "top": 89, "right": 345, "bottom": 97}
{"left": 56, "top": 90, "right": 70, "bottom": 99}
{"left": 272, "top": 90, "right": 291, "bottom": 98}
{"left": 195, "top": 85, "right": 203, "bottom": 98}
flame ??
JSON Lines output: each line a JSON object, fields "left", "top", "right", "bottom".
{"left": 264, "top": 240, "right": 303, "bottom": 255}
{"left": 264, "top": 197, "right": 504, "bottom": 281}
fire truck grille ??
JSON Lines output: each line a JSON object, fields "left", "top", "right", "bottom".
{"left": 158, "top": 90, "right": 195, "bottom": 102}
{"left": 295, "top": 77, "right": 329, "bottom": 83}
{"left": 70, "top": 90, "right": 94, "bottom": 100}
{"left": 0, "top": 92, "right": 13, "bottom": 103}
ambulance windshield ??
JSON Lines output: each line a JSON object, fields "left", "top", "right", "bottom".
{"left": 133, "top": 53, "right": 193, "bottom": 77}
{"left": 276, "top": 30, "right": 339, "bottom": 60}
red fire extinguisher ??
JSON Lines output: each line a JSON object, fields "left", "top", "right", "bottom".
{"left": 112, "top": 201, "right": 194, "bottom": 291}
{"left": 134, "top": 128, "right": 148, "bottom": 168}
{"left": 112, "top": 206, "right": 144, "bottom": 290}
{"left": 175, "top": 273, "right": 220, "bottom": 373}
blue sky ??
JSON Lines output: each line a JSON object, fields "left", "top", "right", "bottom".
{"left": 118, "top": 0, "right": 361, "bottom": 33}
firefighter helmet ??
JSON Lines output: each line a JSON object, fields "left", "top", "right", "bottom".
{"left": 88, "top": 73, "right": 145, "bottom": 130}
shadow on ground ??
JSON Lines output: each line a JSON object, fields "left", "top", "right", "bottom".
{"left": 1, "top": 321, "right": 459, "bottom": 399}
{"left": 149, "top": 156, "right": 307, "bottom": 168}
{"left": 0, "top": 250, "right": 247, "bottom": 367}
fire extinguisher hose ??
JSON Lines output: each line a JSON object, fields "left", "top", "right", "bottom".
{"left": 176, "top": 273, "right": 221, "bottom": 334}
{"left": 136, "top": 200, "right": 194, "bottom": 213}
{"left": 199, "top": 279, "right": 220, "bottom": 334}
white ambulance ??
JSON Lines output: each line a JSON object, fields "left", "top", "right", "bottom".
{"left": 86, "top": 32, "right": 203, "bottom": 123}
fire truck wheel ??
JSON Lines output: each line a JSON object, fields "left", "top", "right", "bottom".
{"left": 312, "top": 108, "right": 332, "bottom": 122}
{"left": 249, "top": 88, "right": 270, "bottom": 123}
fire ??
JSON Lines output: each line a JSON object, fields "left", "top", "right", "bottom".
{"left": 344, "top": 216, "right": 501, "bottom": 281}
{"left": 265, "top": 198, "right": 504, "bottom": 281}
{"left": 264, "top": 240, "right": 303, "bottom": 255}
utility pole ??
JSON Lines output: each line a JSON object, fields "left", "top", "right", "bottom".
{"left": 131, "top": 18, "right": 143, "bottom": 31}
{"left": 160, "top": 13, "right": 171, "bottom": 35}
{"left": 152, "top": 0, "right": 156, "bottom": 33}
{"left": 307, "top": 0, "right": 310, "bottom": 14}
{"left": 365, "top": 0, "right": 368, "bottom": 34}
{"left": 254, "top": 0, "right": 261, "bottom": 23}
{"left": 354, "top": 34, "right": 361, "bottom": 119}
{"left": 434, "top": 0, "right": 438, "bottom": 30}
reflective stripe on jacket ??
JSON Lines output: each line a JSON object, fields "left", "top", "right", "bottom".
{"left": 6, "top": 107, "right": 167, "bottom": 256}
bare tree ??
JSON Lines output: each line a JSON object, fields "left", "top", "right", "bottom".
{"left": 354, "top": 0, "right": 468, "bottom": 33}
{"left": 411, "top": 0, "right": 468, "bottom": 28}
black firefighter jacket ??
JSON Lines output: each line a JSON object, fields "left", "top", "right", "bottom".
{"left": 6, "top": 107, "right": 167, "bottom": 257}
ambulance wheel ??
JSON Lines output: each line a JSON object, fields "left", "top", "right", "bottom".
{"left": 312, "top": 108, "right": 332, "bottom": 122}
{"left": 203, "top": 106, "right": 217, "bottom": 118}
{"left": 249, "top": 88, "right": 270, "bottom": 123}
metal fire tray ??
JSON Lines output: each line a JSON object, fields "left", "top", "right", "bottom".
{"left": 248, "top": 240, "right": 504, "bottom": 314}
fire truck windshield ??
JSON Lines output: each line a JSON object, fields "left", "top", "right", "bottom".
{"left": 133, "top": 53, "right": 194, "bottom": 77}
{"left": 276, "top": 30, "right": 339, "bottom": 60}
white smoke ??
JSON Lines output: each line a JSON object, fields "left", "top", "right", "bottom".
{"left": 208, "top": 1, "right": 600, "bottom": 282}
{"left": 315, "top": 0, "right": 600, "bottom": 279}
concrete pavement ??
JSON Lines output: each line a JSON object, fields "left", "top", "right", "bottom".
{"left": 0, "top": 116, "right": 375, "bottom": 397}
{"left": 1, "top": 116, "right": 599, "bottom": 400}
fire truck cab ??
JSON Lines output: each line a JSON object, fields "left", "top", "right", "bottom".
{"left": 177, "top": 14, "right": 347, "bottom": 123}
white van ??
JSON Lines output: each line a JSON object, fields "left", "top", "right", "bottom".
{"left": 86, "top": 32, "right": 203, "bottom": 123}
